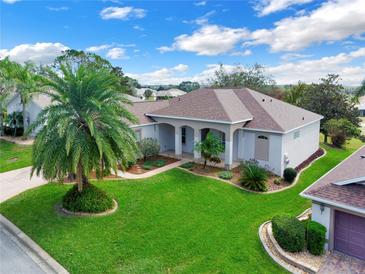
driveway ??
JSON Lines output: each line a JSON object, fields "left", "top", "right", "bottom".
{"left": 0, "top": 167, "right": 48, "bottom": 274}
{"left": 0, "top": 166, "right": 47, "bottom": 203}
{"left": 318, "top": 251, "right": 365, "bottom": 274}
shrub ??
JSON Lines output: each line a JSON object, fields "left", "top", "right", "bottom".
{"left": 283, "top": 167, "right": 297, "bottom": 183}
{"left": 62, "top": 184, "right": 114, "bottom": 213}
{"left": 359, "top": 135, "right": 365, "bottom": 143}
{"left": 324, "top": 118, "right": 360, "bottom": 148}
{"left": 272, "top": 215, "right": 305, "bottom": 252}
{"left": 153, "top": 159, "right": 166, "bottom": 167}
{"left": 139, "top": 138, "right": 160, "bottom": 159}
{"left": 209, "top": 156, "right": 221, "bottom": 166}
{"left": 273, "top": 178, "right": 281, "bottom": 185}
{"left": 218, "top": 171, "right": 233, "bottom": 180}
{"left": 180, "top": 162, "right": 195, "bottom": 169}
{"left": 142, "top": 161, "right": 154, "bottom": 170}
{"left": 240, "top": 161, "right": 268, "bottom": 192}
{"left": 306, "top": 221, "right": 327, "bottom": 255}
{"left": 331, "top": 131, "right": 346, "bottom": 147}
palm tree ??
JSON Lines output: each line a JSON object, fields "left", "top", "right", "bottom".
{"left": 0, "top": 58, "right": 39, "bottom": 135}
{"left": 29, "top": 63, "right": 140, "bottom": 192}
{"left": 284, "top": 81, "right": 308, "bottom": 106}
{"left": 354, "top": 79, "right": 365, "bottom": 102}
{"left": 0, "top": 79, "right": 14, "bottom": 136}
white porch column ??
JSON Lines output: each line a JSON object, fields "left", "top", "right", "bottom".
{"left": 193, "top": 128, "right": 201, "bottom": 159}
{"left": 175, "top": 126, "right": 182, "bottom": 156}
{"left": 225, "top": 130, "right": 233, "bottom": 169}
{"left": 237, "top": 129, "right": 244, "bottom": 160}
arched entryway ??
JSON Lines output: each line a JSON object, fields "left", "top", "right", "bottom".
{"left": 158, "top": 123, "right": 175, "bottom": 152}
{"left": 180, "top": 125, "right": 194, "bottom": 155}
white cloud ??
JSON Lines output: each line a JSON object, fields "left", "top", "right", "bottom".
{"left": 133, "top": 25, "right": 144, "bottom": 31}
{"left": 231, "top": 49, "right": 252, "bottom": 56}
{"left": 280, "top": 52, "right": 312, "bottom": 61}
{"left": 158, "top": 24, "right": 249, "bottom": 56}
{"left": 0, "top": 42, "right": 69, "bottom": 64}
{"left": 267, "top": 47, "right": 365, "bottom": 85}
{"left": 47, "top": 6, "right": 69, "bottom": 11}
{"left": 194, "top": 1, "right": 206, "bottom": 6}
{"left": 106, "top": 47, "right": 127, "bottom": 59}
{"left": 127, "top": 49, "right": 365, "bottom": 86}
{"left": 254, "top": 0, "right": 313, "bottom": 16}
{"left": 173, "top": 64, "right": 189, "bottom": 72}
{"left": 2, "top": 0, "right": 20, "bottom": 4}
{"left": 182, "top": 10, "right": 216, "bottom": 25}
{"left": 100, "top": 6, "right": 146, "bottom": 20}
{"left": 248, "top": 0, "right": 365, "bottom": 51}
{"left": 85, "top": 44, "right": 112, "bottom": 52}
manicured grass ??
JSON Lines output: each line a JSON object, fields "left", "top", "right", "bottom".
{"left": 0, "top": 140, "right": 362, "bottom": 274}
{"left": 0, "top": 140, "right": 32, "bottom": 173}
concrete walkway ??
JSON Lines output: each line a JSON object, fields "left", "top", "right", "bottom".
{"left": 0, "top": 167, "right": 47, "bottom": 203}
{"left": 0, "top": 136, "right": 34, "bottom": 146}
{"left": 117, "top": 159, "right": 187, "bottom": 179}
{"left": 318, "top": 251, "right": 365, "bottom": 274}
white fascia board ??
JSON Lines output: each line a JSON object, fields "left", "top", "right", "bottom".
{"left": 130, "top": 122, "right": 158, "bottom": 128}
{"left": 333, "top": 176, "right": 365, "bottom": 186}
{"left": 145, "top": 114, "right": 253, "bottom": 125}
{"left": 300, "top": 193, "right": 365, "bottom": 215}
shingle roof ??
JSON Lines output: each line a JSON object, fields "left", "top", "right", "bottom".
{"left": 126, "top": 101, "right": 169, "bottom": 125}
{"left": 143, "top": 88, "right": 322, "bottom": 131}
{"left": 302, "top": 146, "right": 365, "bottom": 210}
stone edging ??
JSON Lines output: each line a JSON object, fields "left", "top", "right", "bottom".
{"left": 0, "top": 214, "right": 69, "bottom": 274}
{"left": 59, "top": 199, "right": 118, "bottom": 217}
{"left": 259, "top": 208, "right": 319, "bottom": 274}
{"left": 178, "top": 148, "right": 327, "bottom": 195}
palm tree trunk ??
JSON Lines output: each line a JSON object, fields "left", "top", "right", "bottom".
{"left": 77, "top": 164, "right": 84, "bottom": 192}
{"left": 22, "top": 103, "right": 28, "bottom": 135}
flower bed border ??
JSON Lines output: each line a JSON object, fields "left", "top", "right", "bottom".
{"left": 58, "top": 199, "right": 118, "bottom": 217}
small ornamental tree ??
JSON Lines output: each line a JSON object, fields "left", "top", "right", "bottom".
{"left": 324, "top": 118, "right": 360, "bottom": 147}
{"left": 144, "top": 89, "right": 153, "bottom": 99}
{"left": 195, "top": 132, "right": 224, "bottom": 169}
{"left": 139, "top": 138, "right": 160, "bottom": 159}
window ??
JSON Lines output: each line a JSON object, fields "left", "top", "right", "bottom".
{"left": 135, "top": 129, "right": 142, "bottom": 141}
{"left": 182, "top": 127, "right": 186, "bottom": 144}
{"left": 294, "top": 130, "right": 300, "bottom": 139}
{"left": 220, "top": 132, "right": 226, "bottom": 149}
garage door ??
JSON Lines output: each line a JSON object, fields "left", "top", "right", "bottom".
{"left": 334, "top": 211, "right": 365, "bottom": 260}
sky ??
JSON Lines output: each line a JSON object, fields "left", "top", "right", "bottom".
{"left": 1, "top": 0, "right": 365, "bottom": 86}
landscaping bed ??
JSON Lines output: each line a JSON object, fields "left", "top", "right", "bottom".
{"left": 180, "top": 162, "right": 290, "bottom": 192}
{"left": 126, "top": 155, "right": 179, "bottom": 174}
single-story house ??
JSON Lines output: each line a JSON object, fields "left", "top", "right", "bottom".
{"left": 129, "top": 88, "right": 323, "bottom": 175}
{"left": 300, "top": 145, "right": 365, "bottom": 260}
{"left": 125, "top": 94, "right": 145, "bottom": 103}
{"left": 6, "top": 93, "right": 51, "bottom": 131}
{"left": 156, "top": 88, "right": 186, "bottom": 100}
{"left": 135, "top": 88, "right": 157, "bottom": 101}
{"left": 357, "top": 96, "right": 365, "bottom": 117}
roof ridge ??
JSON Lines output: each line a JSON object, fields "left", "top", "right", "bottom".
{"left": 211, "top": 89, "right": 232, "bottom": 122}
{"left": 241, "top": 89, "right": 284, "bottom": 132}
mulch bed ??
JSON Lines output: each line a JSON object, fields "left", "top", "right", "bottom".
{"left": 295, "top": 148, "right": 324, "bottom": 172}
{"left": 127, "top": 155, "right": 179, "bottom": 174}
{"left": 182, "top": 163, "right": 291, "bottom": 193}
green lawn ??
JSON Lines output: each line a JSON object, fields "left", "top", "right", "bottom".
{"left": 0, "top": 140, "right": 32, "bottom": 173}
{"left": 0, "top": 139, "right": 362, "bottom": 274}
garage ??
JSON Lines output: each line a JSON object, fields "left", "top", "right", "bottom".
{"left": 334, "top": 210, "right": 365, "bottom": 260}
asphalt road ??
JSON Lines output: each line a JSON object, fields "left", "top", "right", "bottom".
{"left": 0, "top": 226, "right": 45, "bottom": 274}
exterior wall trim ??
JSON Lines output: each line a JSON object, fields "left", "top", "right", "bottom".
{"left": 146, "top": 114, "right": 253, "bottom": 125}
{"left": 303, "top": 193, "right": 365, "bottom": 215}
{"left": 130, "top": 122, "right": 158, "bottom": 128}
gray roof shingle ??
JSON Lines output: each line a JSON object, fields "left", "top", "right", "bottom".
{"left": 302, "top": 146, "right": 365, "bottom": 210}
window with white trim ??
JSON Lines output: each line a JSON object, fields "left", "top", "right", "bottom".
{"left": 182, "top": 127, "right": 186, "bottom": 144}
{"left": 135, "top": 129, "right": 142, "bottom": 141}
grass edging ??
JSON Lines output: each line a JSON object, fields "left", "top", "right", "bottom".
{"left": 58, "top": 199, "right": 118, "bottom": 217}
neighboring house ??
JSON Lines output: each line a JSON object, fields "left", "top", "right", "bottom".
{"left": 300, "top": 146, "right": 365, "bottom": 260}
{"left": 357, "top": 96, "right": 365, "bottom": 117}
{"left": 125, "top": 94, "right": 144, "bottom": 103}
{"left": 128, "top": 88, "right": 323, "bottom": 175}
{"left": 156, "top": 88, "right": 186, "bottom": 100}
{"left": 6, "top": 93, "right": 51, "bottom": 133}
{"left": 135, "top": 88, "right": 157, "bottom": 101}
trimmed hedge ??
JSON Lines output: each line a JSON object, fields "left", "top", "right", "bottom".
{"left": 283, "top": 168, "right": 297, "bottom": 183}
{"left": 180, "top": 162, "right": 195, "bottom": 170}
{"left": 62, "top": 184, "right": 114, "bottom": 213}
{"left": 218, "top": 171, "right": 233, "bottom": 180}
{"left": 153, "top": 159, "right": 166, "bottom": 167}
{"left": 307, "top": 221, "right": 327, "bottom": 255}
{"left": 272, "top": 215, "right": 305, "bottom": 252}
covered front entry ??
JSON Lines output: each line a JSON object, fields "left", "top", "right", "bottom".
{"left": 334, "top": 210, "right": 365, "bottom": 260}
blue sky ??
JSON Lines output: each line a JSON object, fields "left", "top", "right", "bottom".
{"left": 1, "top": 0, "right": 365, "bottom": 85}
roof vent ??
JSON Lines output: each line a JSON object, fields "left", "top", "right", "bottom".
{"left": 178, "top": 98, "right": 181, "bottom": 101}
{"left": 302, "top": 117, "right": 305, "bottom": 120}
{"left": 262, "top": 98, "right": 265, "bottom": 102}
{"left": 361, "top": 155, "right": 365, "bottom": 159}
{"left": 270, "top": 99, "right": 272, "bottom": 102}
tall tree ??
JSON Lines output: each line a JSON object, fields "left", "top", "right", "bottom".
{"left": 301, "top": 74, "right": 360, "bottom": 143}
{"left": 209, "top": 64, "right": 276, "bottom": 92}
{"left": 178, "top": 81, "right": 200, "bottom": 93}
{"left": 354, "top": 79, "right": 365, "bottom": 101}
{"left": 30, "top": 62, "right": 140, "bottom": 192}
{"left": 284, "top": 81, "right": 309, "bottom": 106}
